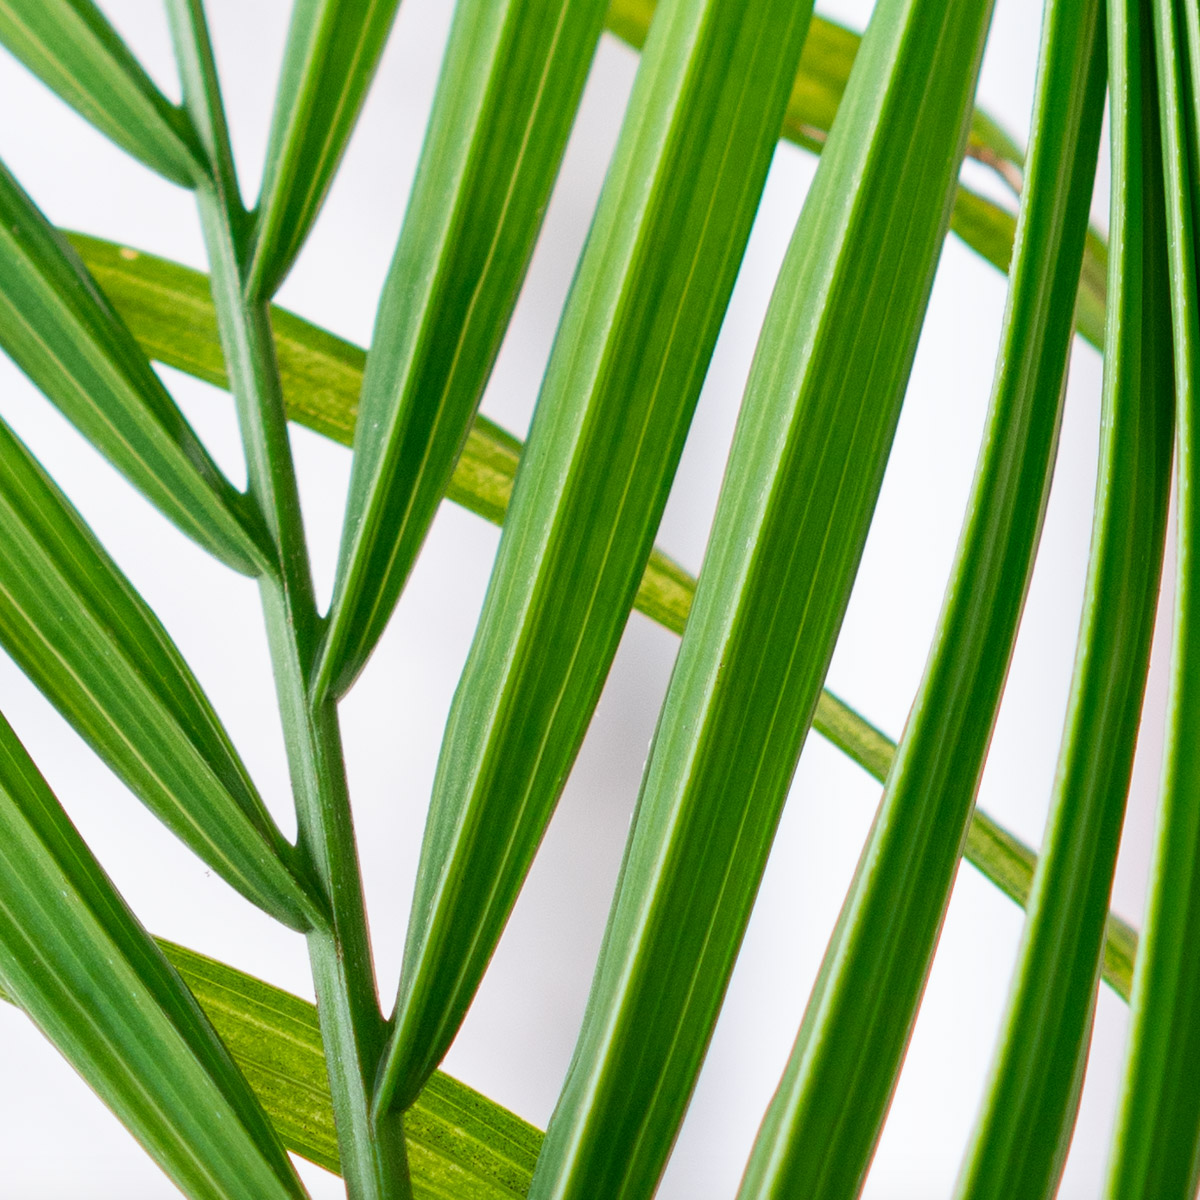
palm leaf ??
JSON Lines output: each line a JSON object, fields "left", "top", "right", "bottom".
{"left": 0, "top": 710, "right": 307, "bottom": 1200}
{"left": 0, "top": 0, "right": 200, "bottom": 185}
{"left": 526, "top": 0, "right": 995, "bottom": 1192}
{"left": 376, "top": 0, "right": 819, "bottom": 1118}
{"left": 0, "top": 413, "right": 320, "bottom": 931}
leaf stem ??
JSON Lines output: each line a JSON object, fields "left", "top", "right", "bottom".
{"left": 165, "top": 2, "right": 410, "bottom": 1195}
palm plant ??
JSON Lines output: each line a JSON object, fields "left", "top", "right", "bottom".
{"left": 0, "top": 0, "right": 1193, "bottom": 1194}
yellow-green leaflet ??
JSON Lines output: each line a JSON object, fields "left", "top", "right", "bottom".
{"left": 248, "top": 0, "right": 404, "bottom": 297}
{"left": 0, "top": 711, "right": 306, "bottom": 1200}
{"left": 318, "top": 0, "right": 611, "bottom": 700}
{"left": 0, "top": 162, "right": 268, "bottom": 574}
{"left": 65, "top": 230, "right": 1141, "bottom": 1005}
{"left": 0, "top": 413, "right": 319, "bottom": 931}
{"left": 376, "top": 0, "right": 819, "bottom": 1120}
{"left": 0, "top": 0, "right": 201, "bottom": 185}
{"left": 526, "top": 0, "right": 996, "bottom": 1193}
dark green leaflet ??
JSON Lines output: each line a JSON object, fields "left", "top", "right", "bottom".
{"left": 317, "top": 0, "right": 610, "bottom": 701}
{"left": 0, "top": 711, "right": 306, "bottom": 1200}
{"left": 736, "top": 0, "right": 1108, "bottom": 1190}
{"left": 376, "top": 0, "right": 819, "bottom": 1120}
{"left": 0, "top": 162, "right": 268, "bottom": 575}
{"left": 64, "top": 231, "right": 1141, "bottom": 1004}
{"left": 0, "top": 0, "right": 201, "bottom": 185}
{"left": 248, "top": 0, "right": 404, "bottom": 298}
{"left": 524, "top": 0, "right": 996, "bottom": 1194}
{"left": 1104, "top": 0, "right": 1200, "bottom": 1194}
{"left": 954, "top": 0, "right": 1172, "bottom": 1193}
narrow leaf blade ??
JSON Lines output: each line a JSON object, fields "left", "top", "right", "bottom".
{"left": 0, "top": 713, "right": 306, "bottom": 1199}
{"left": 247, "top": 0, "right": 404, "bottom": 297}
{"left": 0, "top": 0, "right": 201, "bottom": 185}
{"left": 377, "top": 0, "right": 818, "bottom": 1119}
{"left": 317, "top": 0, "right": 610, "bottom": 699}
{"left": 524, "top": 0, "right": 995, "bottom": 1193}
{"left": 0, "top": 162, "right": 269, "bottom": 574}
{"left": 0, "top": 416, "right": 319, "bottom": 930}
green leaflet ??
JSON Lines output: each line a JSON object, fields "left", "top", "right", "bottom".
{"left": 317, "top": 0, "right": 610, "bottom": 701}
{"left": 605, "top": 0, "right": 1107, "bottom": 349}
{"left": 0, "top": 713, "right": 306, "bottom": 1200}
{"left": 0, "top": 938, "right": 542, "bottom": 1195}
{"left": 956, "top": 0, "right": 1171, "bottom": 1192}
{"left": 247, "top": 0, "right": 404, "bottom": 298}
{"left": 63, "top": 232, "right": 1142, "bottom": 1001}
{"left": 0, "top": 0, "right": 200, "bottom": 186}
{"left": 737, "top": 0, "right": 1107, "bottom": 1191}
{"left": 526, "top": 0, "right": 994, "bottom": 1193}
{"left": 0, "top": 413, "right": 320, "bottom": 931}
{"left": 0, "top": 161, "right": 269, "bottom": 575}
{"left": 1104, "top": 0, "right": 1200, "bottom": 1194}
{"left": 377, "top": 0, "right": 818, "bottom": 1119}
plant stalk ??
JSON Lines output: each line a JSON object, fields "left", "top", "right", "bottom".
{"left": 166, "top": 1, "right": 410, "bottom": 1195}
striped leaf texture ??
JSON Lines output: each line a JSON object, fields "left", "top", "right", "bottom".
{"left": 0, "top": 160, "right": 269, "bottom": 575}
{"left": 524, "top": 0, "right": 995, "bottom": 1193}
{"left": 318, "top": 0, "right": 610, "bottom": 700}
{"left": 248, "top": 0, "right": 404, "bottom": 297}
{"left": 376, "top": 0, "right": 818, "bottom": 1118}
{"left": 0, "top": 414, "right": 319, "bottom": 931}
{"left": 0, "top": 710, "right": 307, "bottom": 1200}
{"left": 0, "top": 0, "right": 201, "bottom": 185}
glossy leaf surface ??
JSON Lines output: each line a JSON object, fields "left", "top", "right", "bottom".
{"left": 0, "top": 0, "right": 200, "bottom": 185}
{"left": 248, "top": 0, "right": 403, "bottom": 297}
{"left": 0, "top": 711, "right": 306, "bottom": 1200}
{"left": 0, "top": 162, "right": 268, "bottom": 575}
{"left": 526, "top": 0, "right": 995, "bottom": 1193}
{"left": 0, "top": 414, "right": 318, "bottom": 930}
{"left": 955, "top": 0, "right": 1172, "bottom": 1193}
{"left": 1105, "top": 0, "right": 1200, "bottom": 1193}
{"left": 736, "top": 0, "right": 1108, "bottom": 1191}
{"left": 377, "top": 0, "right": 818, "bottom": 1118}
{"left": 318, "top": 0, "right": 610, "bottom": 699}
{"left": 64, "top": 231, "right": 1143, "bottom": 991}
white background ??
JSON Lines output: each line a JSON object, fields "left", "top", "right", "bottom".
{"left": 0, "top": 1, "right": 1166, "bottom": 1197}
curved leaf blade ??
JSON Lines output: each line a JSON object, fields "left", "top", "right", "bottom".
{"left": 0, "top": 415, "right": 320, "bottom": 931}
{"left": 1104, "top": 0, "right": 1200, "bottom": 1193}
{"left": 316, "top": 0, "right": 610, "bottom": 700}
{"left": 64, "top": 233, "right": 1144, "bottom": 993}
{"left": 247, "top": 0, "right": 403, "bottom": 298}
{"left": 376, "top": 0, "right": 818, "bottom": 1120}
{"left": 955, "top": 0, "right": 1172, "bottom": 1193}
{"left": 524, "top": 0, "right": 994, "bottom": 1194}
{"left": 0, "top": 0, "right": 201, "bottom": 186}
{"left": 0, "top": 713, "right": 306, "bottom": 1200}
{"left": 735, "top": 0, "right": 1108, "bottom": 1192}
{"left": 0, "top": 161, "right": 269, "bottom": 575}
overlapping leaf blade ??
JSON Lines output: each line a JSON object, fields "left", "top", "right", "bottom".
{"left": 1104, "top": 0, "right": 1200, "bottom": 1193}
{"left": 955, "top": 0, "right": 1172, "bottom": 1193}
{"left": 0, "top": 162, "right": 269, "bottom": 575}
{"left": 0, "top": 414, "right": 319, "bottom": 930}
{"left": 376, "top": 0, "right": 818, "bottom": 1119}
{"left": 63, "top": 231, "right": 1146, "bottom": 990}
{"left": 522, "top": 0, "right": 994, "bottom": 1193}
{"left": 247, "top": 0, "right": 404, "bottom": 298}
{"left": 317, "top": 0, "right": 611, "bottom": 700}
{"left": 734, "top": 0, "right": 1106, "bottom": 1191}
{"left": 0, "top": 710, "right": 307, "bottom": 1200}
{"left": 0, "top": 0, "right": 200, "bottom": 185}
